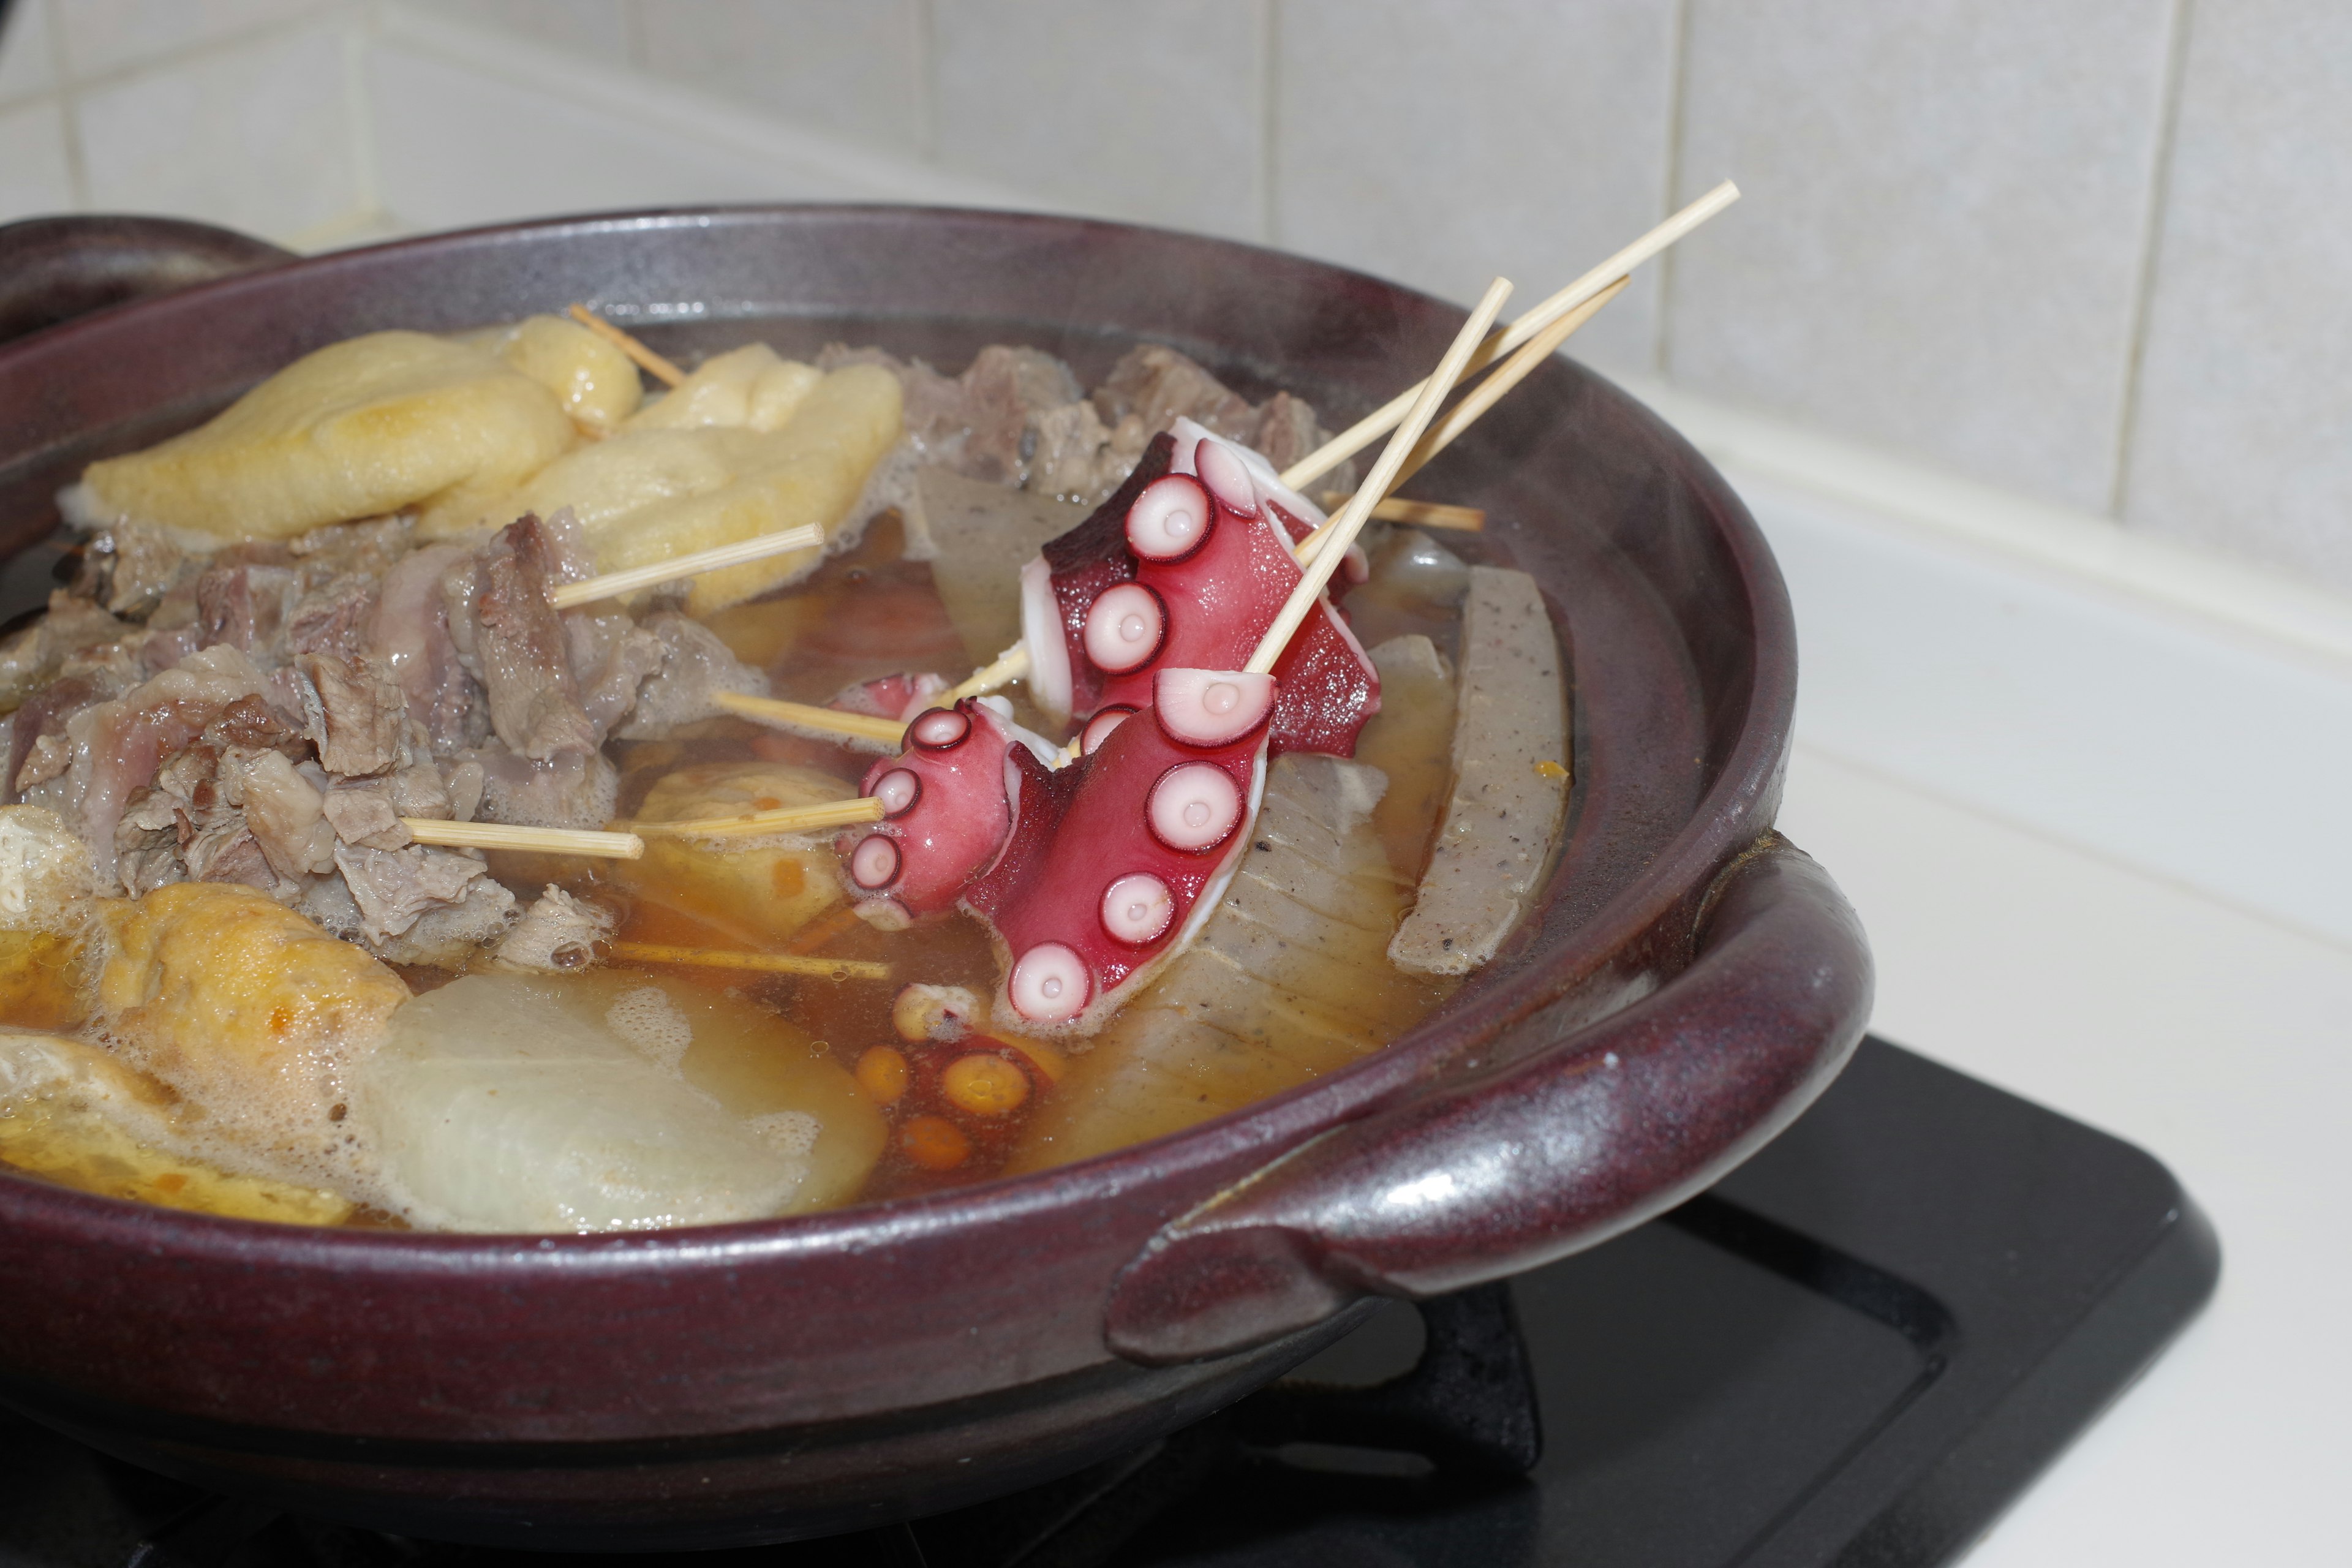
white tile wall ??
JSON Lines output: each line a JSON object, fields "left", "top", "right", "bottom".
{"left": 930, "top": 0, "right": 1268, "bottom": 242}
{"left": 0, "top": 97, "right": 74, "bottom": 222}
{"left": 1664, "top": 0, "right": 2178, "bottom": 515}
{"left": 52, "top": 0, "right": 322, "bottom": 79}
{"left": 1273, "top": 0, "right": 1676, "bottom": 377}
{"left": 2122, "top": 0, "right": 2352, "bottom": 597}
{"left": 406, "top": 0, "right": 631, "bottom": 65}
{"left": 637, "top": 0, "right": 926, "bottom": 158}
{"left": 74, "top": 18, "right": 357, "bottom": 242}
{"left": 0, "top": 0, "right": 55, "bottom": 104}
{"left": 4, "top": 0, "right": 2352, "bottom": 617}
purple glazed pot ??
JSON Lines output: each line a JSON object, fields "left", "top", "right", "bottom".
{"left": 0, "top": 208, "right": 1872, "bottom": 1550}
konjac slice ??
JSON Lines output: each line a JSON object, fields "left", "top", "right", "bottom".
{"left": 1006, "top": 754, "right": 1452, "bottom": 1170}
{"left": 1388, "top": 567, "right": 1569, "bottom": 975}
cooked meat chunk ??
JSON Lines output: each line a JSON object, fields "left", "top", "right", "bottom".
{"left": 333, "top": 842, "right": 492, "bottom": 944}
{"left": 449, "top": 514, "right": 596, "bottom": 761}
{"left": 298, "top": 652, "right": 408, "bottom": 777}
{"left": 496, "top": 886, "right": 613, "bottom": 972}
{"left": 614, "top": 612, "right": 769, "bottom": 738}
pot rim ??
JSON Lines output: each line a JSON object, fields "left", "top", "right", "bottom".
{"left": 0, "top": 203, "right": 1797, "bottom": 1268}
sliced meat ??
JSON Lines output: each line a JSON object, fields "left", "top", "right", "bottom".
{"left": 496, "top": 886, "right": 613, "bottom": 972}
{"left": 100, "top": 523, "right": 202, "bottom": 617}
{"left": 1091, "top": 343, "right": 1255, "bottom": 443}
{"left": 958, "top": 346, "right": 1084, "bottom": 486}
{"left": 285, "top": 574, "right": 378, "bottom": 662}
{"left": 367, "top": 541, "right": 484, "bottom": 756}
{"left": 333, "top": 843, "right": 490, "bottom": 944}
{"left": 612, "top": 613, "right": 769, "bottom": 739}
{"left": 195, "top": 564, "right": 300, "bottom": 661}
{"left": 227, "top": 747, "right": 337, "bottom": 881}
{"left": 564, "top": 611, "right": 666, "bottom": 742}
{"left": 462, "top": 747, "right": 617, "bottom": 832}
{"left": 0, "top": 591, "right": 135, "bottom": 712}
{"left": 453, "top": 516, "right": 596, "bottom": 761}
{"left": 298, "top": 652, "right": 408, "bottom": 777}
{"left": 45, "top": 644, "right": 281, "bottom": 885}
{"left": 1388, "top": 567, "right": 1569, "bottom": 976}
{"left": 320, "top": 782, "right": 410, "bottom": 850}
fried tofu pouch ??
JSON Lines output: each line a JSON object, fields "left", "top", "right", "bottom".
{"left": 95, "top": 884, "right": 409, "bottom": 1167}
{"left": 614, "top": 761, "right": 854, "bottom": 948}
{"left": 465, "top": 313, "right": 647, "bottom": 435}
{"left": 0, "top": 806, "right": 96, "bottom": 1031}
{"left": 420, "top": 358, "right": 901, "bottom": 615}
{"left": 77, "top": 331, "right": 581, "bottom": 542}
{"left": 0, "top": 1030, "right": 352, "bottom": 1225}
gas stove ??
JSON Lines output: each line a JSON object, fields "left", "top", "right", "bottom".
{"left": 0, "top": 1038, "right": 2215, "bottom": 1567}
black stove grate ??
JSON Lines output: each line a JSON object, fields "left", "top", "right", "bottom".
{"left": 0, "top": 1038, "right": 2217, "bottom": 1568}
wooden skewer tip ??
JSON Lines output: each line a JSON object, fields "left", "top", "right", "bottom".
{"left": 567, "top": 302, "right": 687, "bottom": 388}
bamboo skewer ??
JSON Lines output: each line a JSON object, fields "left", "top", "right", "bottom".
{"left": 1319, "top": 494, "right": 1487, "bottom": 532}
{"left": 944, "top": 644, "right": 1033, "bottom": 704}
{"left": 1295, "top": 275, "right": 1629, "bottom": 566}
{"left": 548, "top": 524, "right": 826, "bottom": 609}
{"left": 607, "top": 941, "right": 892, "bottom": 981}
{"left": 709, "top": 691, "right": 907, "bottom": 747}
{"left": 568, "top": 303, "right": 686, "bottom": 387}
{"left": 1248, "top": 277, "right": 1515, "bottom": 675}
{"left": 403, "top": 820, "right": 644, "bottom": 859}
{"left": 1279, "top": 181, "right": 1738, "bottom": 491}
{"left": 1389, "top": 276, "right": 1630, "bottom": 496}
{"left": 635, "top": 796, "right": 889, "bottom": 839}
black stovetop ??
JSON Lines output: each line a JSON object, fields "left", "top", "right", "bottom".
{"left": 0, "top": 1038, "right": 2217, "bottom": 1568}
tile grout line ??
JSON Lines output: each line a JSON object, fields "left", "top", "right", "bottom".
{"left": 342, "top": 5, "right": 381, "bottom": 239}
{"left": 43, "top": 4, "right": 333, "bottom": 102}
{"left": 912, "top": 0, "right": 937, "bottom": 166}
{"left": 1259, "top": 0, "right": 1279, "bottom": 246}
{"left": 1652, "top": 0, "right": 1695, "bottom": 380}
{"left": 40, "top": 0, "right": 86, "bottom": 209}
{"left": 2109, "top": 0, "right": 2195, "bottom": 523}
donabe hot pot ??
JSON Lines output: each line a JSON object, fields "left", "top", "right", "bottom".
{"left": 0, "top": 208, "right": 1870, "bottom": 1550}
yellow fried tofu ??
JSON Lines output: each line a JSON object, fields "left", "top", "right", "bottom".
{"left": 469, "top": 314, "right": 647, "bottom": 435}
{"left": 418, "top": 361, "right": 902, "bottom": 615}
{"left": 0, "top": 806, "right": 96, "bottom": 1031}
{"left": 77, "top": 331, "right": 578, "bottom": 543}
{"left": 614, "top": 762, "right": 854, "bottom": 948}
{"left": 623, "top": 342, "right": 822, "bottom": 434}
{"left": 96, "top": 884, "right": 409, "bottom": 1166}
{"left": 0, "top": 1030, "right": 353, "bottom": 1226}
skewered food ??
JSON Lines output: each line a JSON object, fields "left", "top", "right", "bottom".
{"left": 0, "top": 306, "right": 1574, "bottom": 1231}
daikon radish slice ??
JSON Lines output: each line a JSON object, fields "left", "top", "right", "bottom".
{"left": 1007, "top": 755, "right": 1452, "bottom": 1171}
{"left": 350, "top": 971, "right": 881, "bottom": 1232}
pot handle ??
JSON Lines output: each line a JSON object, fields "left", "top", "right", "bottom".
{"left": 0, "top": 215, "right": 293, "bottom": 346}
{"left": 1103, "top": 835, "right": 1872, "bottom": 1365}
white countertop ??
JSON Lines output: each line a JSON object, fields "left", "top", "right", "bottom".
{"left": 1777, "top": 712, "right": 2351, "bottom": 1564}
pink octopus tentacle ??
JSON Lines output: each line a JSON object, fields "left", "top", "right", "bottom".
{"left": 841, "top": 696, "right": 1054, "bottom": 921}
{"left": 963, "top": 666, "right": 1270, "bottom": 1037}
{"left": 1023, "top": 422, "right": 1379, "bottom": 758}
